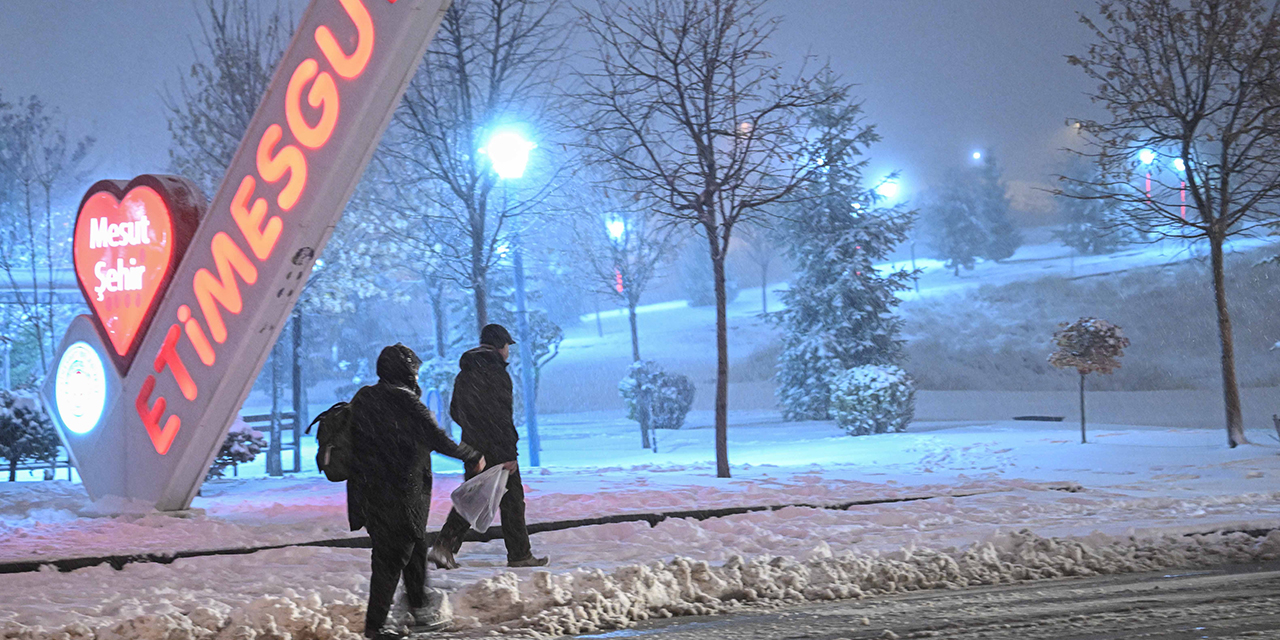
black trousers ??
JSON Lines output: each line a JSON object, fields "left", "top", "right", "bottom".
{"left": 365, "top": 528, "right": 429, "bottom": 634}
{"left": 436, "top": 461, "right": 531, "bottom": 562}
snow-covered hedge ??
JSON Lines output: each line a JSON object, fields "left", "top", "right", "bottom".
{"left": 828, "top": 365, "right": 914, "bottom": 436}
{"left": 0, "top": 389, "right": 60, "bottom": 481}
{"left": 207, "top": 420, "right": 267, "bottom": 479}
{"left": 619, "top": 360, "right": 696, "bottom": 430}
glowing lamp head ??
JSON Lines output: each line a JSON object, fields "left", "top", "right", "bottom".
{"left": 606, "top": 218, "right": 626, "bottom": 243}
{"left": 1138, "top": 148, "right": 1157, "bottom": 165}
{"left": 482, "top": 129, "right": 535, "bottom": 180}
{"left": 875, "top": 180, "right": 900, "bottom": 200}
{"left": 972, "top": 151, "right": 982, "bottom": 161}
{"left": 1173, "top": 158, "right": 1186, "bottom": 172}
{"left": 54, "top": 341, "right": 107, "bottom": 435}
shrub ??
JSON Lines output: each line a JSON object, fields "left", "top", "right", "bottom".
{"left": 619, "top": 360, "right": 696, "bottom": 430}
{"left": 829, "top": 365, "right": 915, "bottom": 436}
{"left": 207, "top": 419, "right": 267, "bottom": 479}
{"left": 0, "top": 389, "right": 60, "bottom": 482}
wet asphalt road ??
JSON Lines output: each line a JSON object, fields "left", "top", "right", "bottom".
{"left": 561, "top": 561, "right": 1280, "bottom": 640}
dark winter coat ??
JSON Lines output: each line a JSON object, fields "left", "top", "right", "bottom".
{"left": 347, "top": 344, "right": 480, "bottom": 537}
{"left": 450, "top": 345, "right": 519, "bottom": 464}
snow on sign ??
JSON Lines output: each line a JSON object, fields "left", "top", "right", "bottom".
{"left": 42, "top": 0, "right": 452, "bottom": 510}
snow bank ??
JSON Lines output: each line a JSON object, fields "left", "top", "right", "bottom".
{"left": 4, "top": 528, "right": 1275, "bottom": 639}
{"left": 452, "top": 529, "right": 1280, "bottom": 636}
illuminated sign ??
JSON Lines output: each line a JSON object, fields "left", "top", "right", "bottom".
{"left": 45, "top": 0, "right": 453, "bottom": 510}
{"left": 73, "top": 176, "right": 202, "bottom": 373}
{"left": 54, "top": 342, "right": 108, "bottom": 434}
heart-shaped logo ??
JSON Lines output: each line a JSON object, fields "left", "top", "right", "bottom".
{"left": 73, "top": 177, "right": 202, "bottom": 373}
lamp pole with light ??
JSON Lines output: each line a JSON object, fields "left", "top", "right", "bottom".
{"left": 482, "top": 129, "right": 541, "bottom": 467}
{"left": 1139, "top": 148, "right": 1156, "bottom": 199}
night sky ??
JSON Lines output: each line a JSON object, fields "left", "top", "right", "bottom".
{"left": 1, "top": 0, "right": 1103, "bottom": 223}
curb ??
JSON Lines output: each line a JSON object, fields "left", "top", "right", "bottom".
{"left": 0, "top": 482, "right": 1083, "bottom": 575}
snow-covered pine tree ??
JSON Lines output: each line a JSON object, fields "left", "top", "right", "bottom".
{"left": 1053, "top": 157, "right": 1130, "bottom": 255}
{"left": 972, "top": 151, "right": 1022, "bottom": 262}
{"left": 924, "top": 183, "right": 988, "bottom": 276}
{"left": 925, "top": 153, "right": 1023, "bottom": 275}
{"left": 0, "top": 390, "right": 60, "bottom": 482}
{"left": 773, "top": 99, "right": 915, "bottom": 421}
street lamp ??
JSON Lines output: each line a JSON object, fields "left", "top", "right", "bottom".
{"left": 1138, "top": 148, "right": 1156, "bottom": 199}
{"left": 972, "top": 151, "right": 982, "bottom": 161}
{"left": 1172, "top": 157, "right": 1187, "bottom": 220}
{"left": 606, "top": 217, "right": 626, "bottom": 244}
{"left": 874, "top": 179, "right": 900, "bottom": 200}
{"left": 481, "top": 128, "right": 542, "bottom": 467}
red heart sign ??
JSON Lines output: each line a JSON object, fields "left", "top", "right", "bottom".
{"left": 73, "top": 177, "right": 202, "bottom": 374}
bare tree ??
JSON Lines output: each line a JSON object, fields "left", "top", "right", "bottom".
{"left": 387, "top": 0, "right": 566, "bottom": 337}
{"left": 165, "top": 0, "right": 291, "bottom": 196}
{"left": 1064, "top": 0, "right": 1280, "bottom": 447}
{"left": 736, "top": 223, "right": 777, "bottom": 314}
{"left": 576, "top": 0, "right": 845, "bottom": 477}
{"left": 565, "top": 177, "right": 678, "bottom": 363}
{"left": 0, "top": 96, "right": 92, "bottom": 374}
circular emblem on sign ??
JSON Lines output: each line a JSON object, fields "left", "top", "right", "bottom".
{"left": 55, "top": 341, "right": 107, "bottom": 435}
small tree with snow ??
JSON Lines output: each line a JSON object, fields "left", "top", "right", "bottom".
{"left": 619, "top": 361, "right": 696, "bottom": 450}
{"left": 0, "top": 390, "right": 60, "bottom": 482}
{"left": 829, "top": 365, "right": 915, "bottom": 436}
{"left": 1049, "top": 318, "right": 1130, "bottom": 444}
{"left": 207, "top": 419, "right": 267, "bottom": 479}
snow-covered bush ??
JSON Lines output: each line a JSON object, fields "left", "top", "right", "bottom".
{"left": 619, "top": 360, "right": 696, "bottom": 430}
{"left": 207, "top": 419, "right": 267, "bottom": 479}
{"left": 0, "top": 389, "right": 61, "bottom": 482}
{"left": 828, "top": 365, "right": 915, "bottom": 436}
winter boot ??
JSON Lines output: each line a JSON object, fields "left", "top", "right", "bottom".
{"left": 364, "top": 624, "right": 404, "bottom": 640}
{"left": 426, "top": 544, "right": 459, "bottom": 570}
{"left": 507, "top": 554, "right": 549, "bottom": 568}
{"left": 408, "top": 588, "right": 452, "bottom": 633}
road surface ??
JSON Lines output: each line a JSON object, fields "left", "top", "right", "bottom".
{"left": 556, "top": 561, "right": 1280, "bottom": 639}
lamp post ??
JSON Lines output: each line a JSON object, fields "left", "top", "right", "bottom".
{"left": 1138, "top": 148, "right": 1156, "bottom": 199}
{"left": 482, "top": 128, "right": 541, "bottom": 467}
{"left": 1173, "top": 157, "right": 1187, "bottom": 220}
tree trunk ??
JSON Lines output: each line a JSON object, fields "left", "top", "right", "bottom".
{"left": 472, "top": 271, "right": 488, "bottom": 337}
{"left": 8, "top": 457, "right": 16, "bottom": 482}
{"left": 268, "top": 343, "right": 283, "bottom": 476}
{"left": 594, "top": 296, "right": 603, "bottom": 337}
{"left": 638, "top": 388, "right": 652, "bottom": 450}
{"left": 45, "top": 184, "right": 55, "bottom": 374}
{"left": 1079, "top": 372, "right": 1087, "bottom": 444}
{"left": 1209, "top": 232, "right": 1247, "bottom": 447}
{"left": 432, "top": 284, "right": 448, "bottom": 358}
{"left": 760, "top": 263, "right": 768, "bottom": 314}
{"left": 628, "top": 301, "right": 641, "bottom": 362}
{"left": 710, "top": 237, "right": 730, "bottom": 478}
{"left": 291, "top": 309, "right": 305, "bottom": 473}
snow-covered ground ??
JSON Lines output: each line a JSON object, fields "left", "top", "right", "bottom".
{"left": 3, "top": 416, "right": 1279, "bottom": 638}
{"left": 5, "top": 234, "right": 1280, "bottom": 638}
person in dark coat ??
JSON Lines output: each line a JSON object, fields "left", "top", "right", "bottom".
{"left": 349, "top": 343, "right": 485, "bottom": 639}
{"left": 428, "top": 324, "right": 548, "bottom": 569}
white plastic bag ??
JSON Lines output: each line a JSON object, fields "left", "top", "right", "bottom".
{"left": 449, "top": 465, "right": 510, "bottom": 531}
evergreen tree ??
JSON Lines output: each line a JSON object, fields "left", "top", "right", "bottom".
{"left": 924, "top": 182, "right": 987, "bottom": 276}
{"left": 1053, "top": 157, "right": 1130, "bottom": 255}
{"left": 0, "top": 390, "right": 60, "bottom": 481}
{"left": 773, "top": 101, "right": 914, "bottom": 421}
{"left": 925, "top": 152, "right": 1022, "bottom": 274}
{"left": 973, "top": 152, "right": 1021, "bottom": 261}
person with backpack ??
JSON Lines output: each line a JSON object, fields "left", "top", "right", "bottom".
{"left": 428, "top": 324, "right": 548, "bottom": 569}
{"left": 336, "top": 343, "right": 484, "bottom": 639}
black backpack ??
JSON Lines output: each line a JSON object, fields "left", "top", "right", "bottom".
{"left": 307, "top": 401, "right": 354, "bottom": 482}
